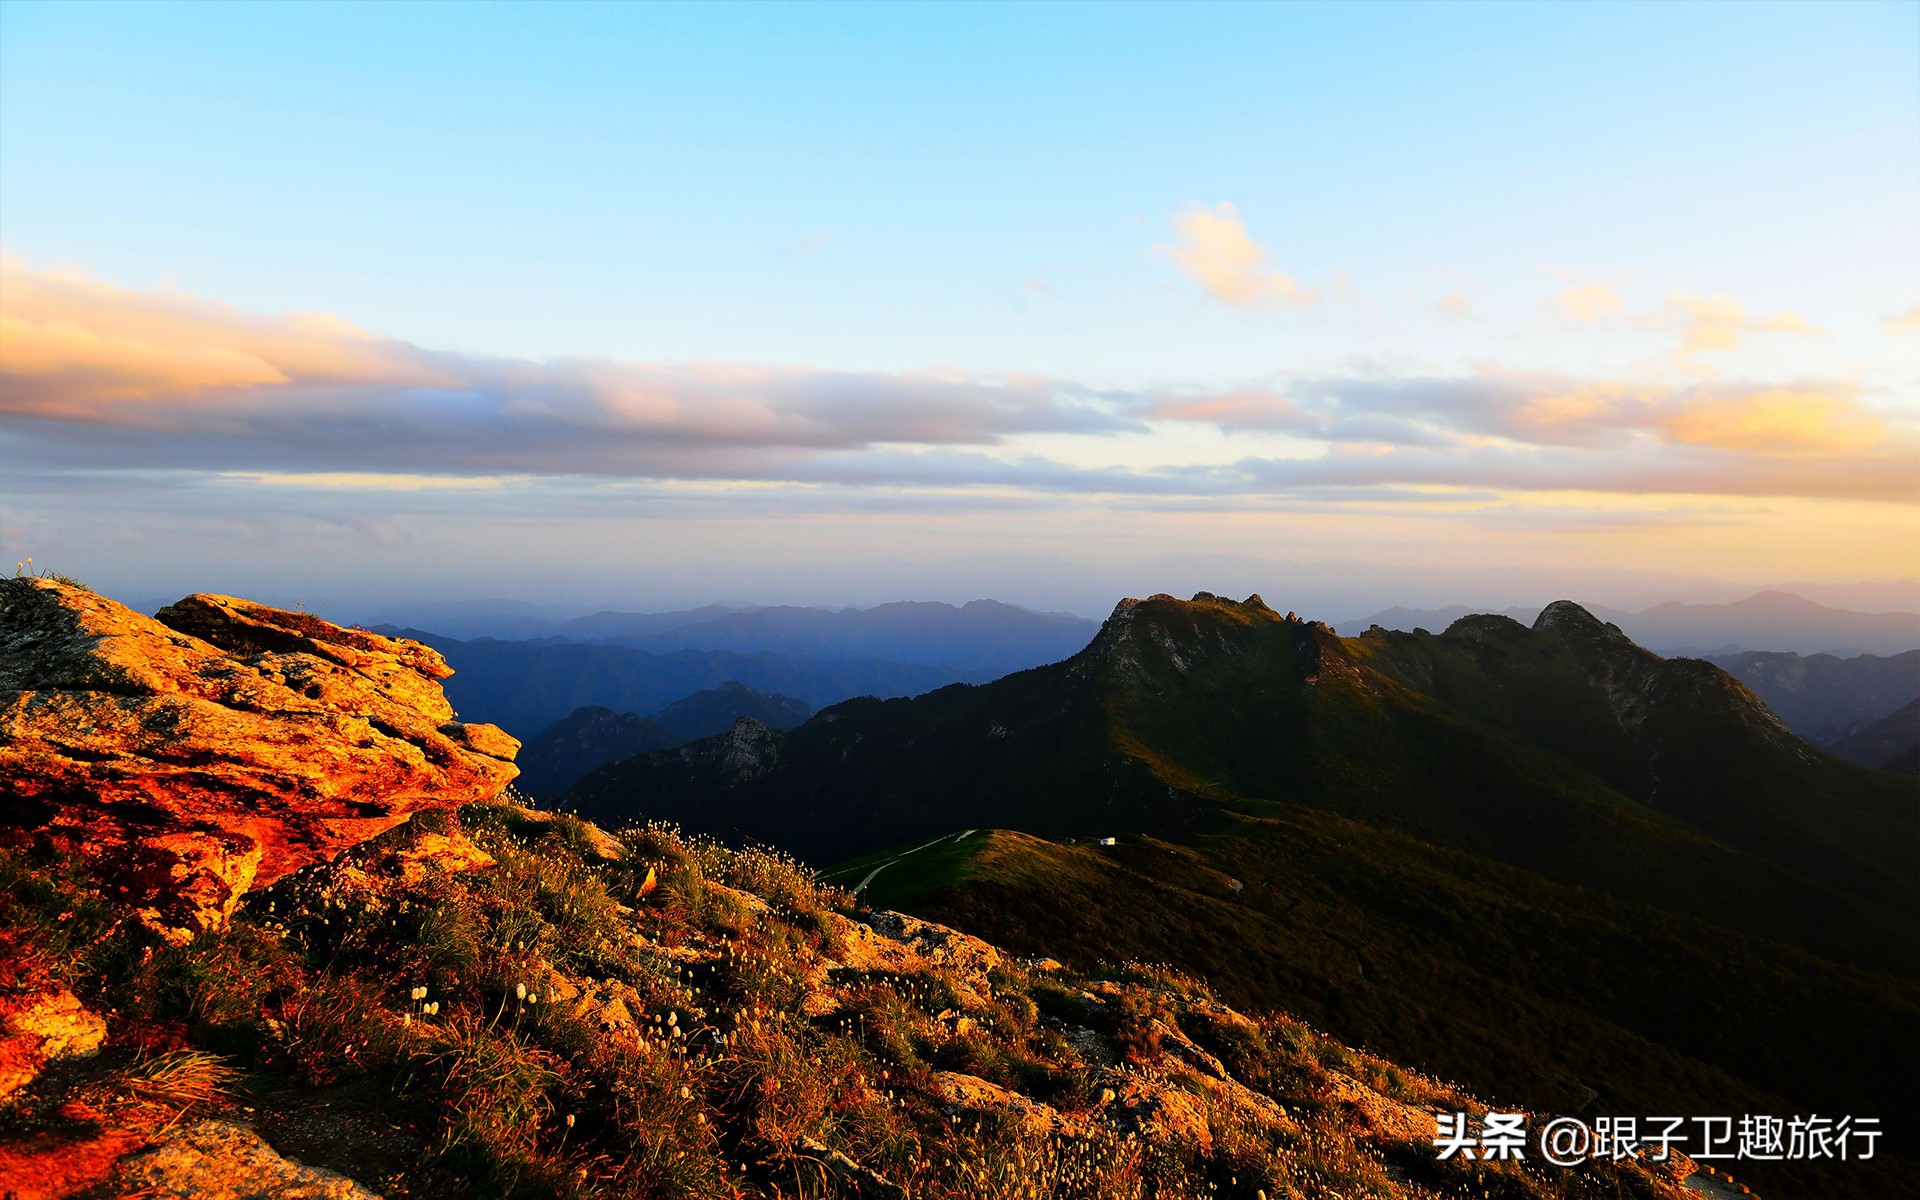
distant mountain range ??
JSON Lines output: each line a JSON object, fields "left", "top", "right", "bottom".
{"left": 514, "top": 681, "right": 812, "bottom": 799}
{"left": 375, "top": 599, "right": 1100, "bottom": 675}
{"left": 1702, "top": 648, "right": 1919, "bottom": 746}
{"left": 560, "top": 591, "right": 1918, "bottom": 1198}
{"left": 1823, "top": 698, "right": 1920, "bottom": 774}
{"left": 1340, "top": 589, "right": 1920, "bottom": 656}
{"left": 373, "top": 627, "right": 993, "bottom": 739}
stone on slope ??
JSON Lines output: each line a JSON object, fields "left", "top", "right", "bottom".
{"left": 112, "top": 1119, "right": 383, "bottom": 1200}
{"left": 0, "top": 580, "right": 519, "bottom": 938}
{"left": 0, "top": 983, "right": 108, "bottom": 1102}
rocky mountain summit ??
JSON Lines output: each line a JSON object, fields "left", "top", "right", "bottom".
{"left": 0, "top": 583, "right": 1725, "bottom": 1199}
{"left": 0, "top": 578, "right": 520, "bottom": 936}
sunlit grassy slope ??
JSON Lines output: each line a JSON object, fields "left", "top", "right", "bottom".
{"left": 5, "top": 806, "right": 1704, "bottom": 1200}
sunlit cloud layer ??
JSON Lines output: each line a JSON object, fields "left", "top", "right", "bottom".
{"left": 1151, "top": 374, "right": 1894, "bottom": 457}
{"left": 0, "top": 260, "right": 1128, "bottom": 474}
{"left": 2, "top": 260, "right": 1914, "bottom": 516}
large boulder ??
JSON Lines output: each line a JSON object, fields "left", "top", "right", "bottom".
{"left": 0, "top": 579, "right": 518, "bottom": 938}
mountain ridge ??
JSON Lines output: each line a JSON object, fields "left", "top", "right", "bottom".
{"left": 515, "top": 683, "right": 815, "bottom": 799}
{"left": 1341, "top": 589, "right": 1920, "bottom": 657}
{"left": 560, "top": 591, "right": 1919, "bottom": 1198}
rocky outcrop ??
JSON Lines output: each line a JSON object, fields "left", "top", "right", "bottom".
{"left": 930, "top": 1070, "right": 1093, "bottom": 1138}
{"left": 0, "top": 580, "right": 519, "bottom": 938}
{"left": 819, "top": 909, "right": 1004, "bottom": 1011}
{"left": 112, "top": 1119, "right": 383, "bottom": 1200}
{"left": 0, "top": 983, "right": 107, "bottom": 1102}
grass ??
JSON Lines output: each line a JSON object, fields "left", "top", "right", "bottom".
{"left": 8, "top": 559, "right": 90, "bottom": 590}
{"left": 2, "top": 803, "right": 1702, "bottom": 1200}
{"left": 878, "top": 824, "right": 1920, "bottom": 1200}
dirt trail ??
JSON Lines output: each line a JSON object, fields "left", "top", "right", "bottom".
{"left": 839, "top": 829, "right": 975, "bottom": 896}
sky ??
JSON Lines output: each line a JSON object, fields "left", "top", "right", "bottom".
{"left": 2, "top": 1, "right": 1917, "bottom": 617}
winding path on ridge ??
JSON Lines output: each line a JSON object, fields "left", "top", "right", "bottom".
{"left": 827, "top": 829, "right": 976, "bottom": 898}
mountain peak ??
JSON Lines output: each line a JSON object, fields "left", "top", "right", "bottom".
{"left": 1532, "top": 599, "right": 1630, "bottom": 643}
{"left": 1099, "top": 591, "right": 1292, "bottom": 638}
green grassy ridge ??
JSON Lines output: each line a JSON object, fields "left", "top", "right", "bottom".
{"left": 865, "top": 824, "right": 1918, "bottom": 1200}
{"left": 816, "top": 831, "right": 984, "bottom": 910}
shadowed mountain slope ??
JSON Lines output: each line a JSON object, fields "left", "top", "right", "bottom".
{"left": 651, "top": 680, "right": 812, "bottom": 742}
{"left": 380, "top": 628, "right": 989, "bottom": 738}
{"left": 562, "top": 599, "right": 1100, "bottom": 675}
{"left": 1343, "top": 590, "right": 1920, "bottom": 656}
{"left": 514, "top": 706, "right": 681, "bottom": 800}
{"left": 1822, "top": 696, "right": 1920, "bottom": 773}
{"left": 516, "top": 684, "right": 815, "bottom": 799}
{"left": 571, "top": 593, "right": 1915, "bottom": 925}
{"left": 1701, "top": 647, "right": 1919, "bottom": 742}
{"left": 565, "top": 592, "right": 1920, "bottom": 1198}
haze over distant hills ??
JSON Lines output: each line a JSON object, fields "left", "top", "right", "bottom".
{"left": 558, "top": 600, "right": 1099, "bottom": 676}
{"left": 373, "top": 599, "right": 1097, "bottom": 675}
{"left": 378, "top": 627, "right": 994, "bottom": 739}
{"left": 1702, "top": 649, "right": 1920, "bottom": 742}
{"left": 228, "top": 554, "right": 1912, "bottom": 633}
{"left": 513, "top": 681, "right": 812, "bottom": 799}
{"left": 1342, "top": 589, "right": 1919, "bottom": 656}
{"left": 1824, "top": 698, "right": 1920, "bottom": 774}
{"left": 376, "top": 582, "right": 1917, "bottom": 761}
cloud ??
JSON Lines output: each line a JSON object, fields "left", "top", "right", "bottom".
{"left": 5, "top": 261, "right": 1910, "bottom": 514}
{"left": 0, "top": 259, "right": 1134, "bottom": 477}
{"left": 1156, "top": 202, "right": 1318, "bottom": 308}
{"left": 0, "top": 259, "right": 443, "bottom": 418}
{"left": 1436, "top": 293, "right": 1472, "bottom": 318}
{"left": 794, "top": 232, "right": 834, "bottom": 256}
{"left": 1149, "top": 370, "right": 1903, "bottom": 462}
{"left": 1232, "top": 441, "right": 1918, "bottom": 505}
{"left": 1654, "top": 387, "right": 1883, "bottom": 453}
{"left": 1885, "top": 305, "right": 1920, "bottom": 334}
{"left": 1645, "top": 291, "right": 1822, "bottom": 357}
{"left": 1556, "top": 283, "right": 1623, "bottom": 321}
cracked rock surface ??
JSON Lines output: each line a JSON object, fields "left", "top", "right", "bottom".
{"left": 0, "top": 579, "right": 519, "bottom": 938}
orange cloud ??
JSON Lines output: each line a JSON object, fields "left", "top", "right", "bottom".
{"left": 4, "top": 261, "right": 1907, "bottom": 513}
{"left": 1436, "top": 292, "right": 1472, "bottom": 318}
{"left": 1499, "top": 375, "right": 1882, "bottom": 454}
{"left": 1157, "top": 202, "right": 1318, "bottom": 308}
{"left": 1557, "top": 284, "right": 1622, "bottom": 321}
{"left": 1656, "top": 387, "right": 1884, "bottom": 454}
{"left": 0, "top": 259, "right": 1130, "bottom": 471}
{"left": 1148, "top": 390, "right": 1304, "bottom": 428}
{"left": 1152, "top": 370, "right": 1898, "bottom": 462}
{"left": 0, "top": 257, "right": 448, "bottom": 419}
{"left": 1649, "top": 291, "right": 1822, "bottom": 357}
{"left": 1885, "top": 305, "right": 1920, "bottom": 334}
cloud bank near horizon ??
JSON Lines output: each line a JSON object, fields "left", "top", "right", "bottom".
{"left": 4, "top": 259, "right": 1915, "bottom": 511}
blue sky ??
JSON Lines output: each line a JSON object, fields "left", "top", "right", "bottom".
{"left": 2, "top": 1, "right": 1916, "bottom": 612}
